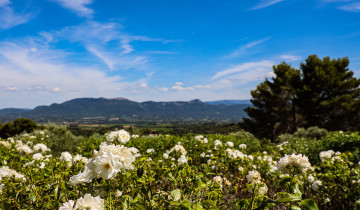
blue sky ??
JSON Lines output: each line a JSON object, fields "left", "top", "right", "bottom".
{"left": 0, "top": 0, "right": 360, "bottom": 108}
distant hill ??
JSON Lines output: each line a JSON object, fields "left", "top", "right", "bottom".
{"left": 205, "top": 100, "right": 251, "bottom": 105}
{"left": 0, "top": 98, "right": 250, "bottom": 123}
{"left": 0, "top": 108, "right": 29, "bottom": 115}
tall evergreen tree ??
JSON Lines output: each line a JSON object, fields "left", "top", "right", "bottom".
{"left": 241, "top": 62, "right": 301, "bottom": 140}
{"left": 297, "top": 55, "right": 360, "bottom": 130}
{"left": 242, "top": 55, "right": 360, "bottom": 140}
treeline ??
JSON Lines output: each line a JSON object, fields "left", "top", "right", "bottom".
{"left": 241, "top": 54, "right": 360, "bottom": 140}
{"left": 0, "top": 118, "right": 37, "bottom": 139}
{"left": 67, "top": 122, "right": 243, "bottom": 136}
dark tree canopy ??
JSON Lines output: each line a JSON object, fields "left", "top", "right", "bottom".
{"left": 242, "top": 55, "right": 360, "bottom": 140}
{"left": 0, "top": 118, "right": 37, "bottom": 139}
{"left": 297, "top": 55, "right": 360, "bottom": 130}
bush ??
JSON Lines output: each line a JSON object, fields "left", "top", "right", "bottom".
{"left": 294, "top": 126, "right": 328, "bottom": 139}
{"left": 43, "top": 123, "right": 82, "bottom": 155}
{"left": 0, "top": 118, "right": 37, "bottom": 139}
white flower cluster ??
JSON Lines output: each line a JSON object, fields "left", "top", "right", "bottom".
{"left": 0, "top": 141, "right": 11, "bottom": 148}
{"left": 15, "top": 141, "right": 33, "bottom": 154}
{"left": 194, "top": 135, "right": 204, "bottom": 141}
{"left": 246, "top": 170, "right": 268, "bottom": 195}
{"left": 319, "top": 150, "right": 335, "bottom": 162}
{"left": 106, "top": 129, "right": 130, "bottom": 144}
{"left": 162, "top": 143, "right": 189, "bottom": 165}
{"left": 73, "top": 154, "right": 89, "bottom": 164}
{"left": 33, "top": 153, "right": 44, "bottom": 161}
{"left": 277, "top": 141, "right": 289, "bottom": 151}
{"left": 59, "top": 193, "right": 104, "bottom": 210}
{"left": 70, "top": 141, "right": 139, "bottom": 185}
{"left": 195, "top": 135, "right": 208, "bottom": 144}
{"left": 225, "top": 141, "right": 234, "bottom": 147}
{"left": 146, "top": 148, "right": 155, "bottom": 154}
{"left": 213, "top": 175, "right": 223, "bottom": 185}
{"left": 277, "top": 153, "right": 312, "bottom": 174}
{"left": 23, "top": 154, "right": 52, "bottom": 168}
{"left": 214, "top": 140, "right": 222, "bottom": 150}
{"left": 256, "top": 154, "right": 278, "bottom": 174}
{"left": 170, "top": 144, "right": 187, "bottom": 156}
{"left": 0, "top": 166, "right": 26, "bottom": 182}
{"left": 58, "top": 152, "right": 88, "bottom": 167}
{"left": 225, "top": 148, "right": 244, "bottom": 160}
{"left": 311, "top": 180, "right": 322, "bottom": 191}
{"left": 33, "top": 143, "right": 51, "bottom": 153}
{"left": 239, "top": 144, "right": 247, "bottom": 150}
{"left": 177, "top": 155, "right": 188, "bottom": 165}
{"left": 60, "top": 151, "right": 73, "bottom": 162}
{"left": 246, "top": 170, "right": 262, "bottom": 184}
{"left": 319, "top": 150, "right": 342, "bottom": 162}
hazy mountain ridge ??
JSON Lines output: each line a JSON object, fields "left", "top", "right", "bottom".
{"left": 205, "top": 100, "right": 251, "bottom": 105}
{"left": 0, "top": 98, "right": 250, "bottom": 123}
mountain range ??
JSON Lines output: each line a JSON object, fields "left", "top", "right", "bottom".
{"left": 0, "top": 98, "right": 251, "bottom": 123}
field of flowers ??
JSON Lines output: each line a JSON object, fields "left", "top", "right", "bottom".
{"left": 0, "top": 127, "right": 360, "bottom": 209}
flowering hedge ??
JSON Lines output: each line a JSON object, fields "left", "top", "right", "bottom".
{"left": 0, "top": 129, "right": 359, "bottom": 209}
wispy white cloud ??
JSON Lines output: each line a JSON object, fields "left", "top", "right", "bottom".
{"left": 338, "top": 2, "right": 360, "bottom": 12}
{"left": 44, "top": 21, "right": 167, "bottom": 70}
{"left": 279, "top": 54, "right": 301, "bottom": 62}
{"left": 0, "top": 0, "right": 32, "bottom": 29}
{"left": 172, "top": 84, "right": 210, "bottom": 91}
{"left": 249, "top": 0, "right": 286, "bottom": 10}
{"left": 211, "top": 60, "right": 274, "bottom": 81}
{"left": 158, "top": 87, "right": 168, "bottom": 92}
{"left": 224, "top": 37, "right": 271, "bottom": 59}
{"left": 50, "top": 0, "right": 94, "bottom": 17}
{"left": 0, "top": 0, "right": 10, "bottom": 7}
{"left": 321, "top": 0, "right": 353, "bottom": 3}
{"left": 321, "top": 0, "right": 360, "bottom": 12}
{"left": 51, "top": 87, "right": 63, "bottom": 93}
{"left": 86, "top": 46, "right": 116, "bottom": 70}
{"left": 0, "top": 39, "right": 153, "bottom": 107}
{"left": 4, "top": 86, "right": 18, "bottom": 91}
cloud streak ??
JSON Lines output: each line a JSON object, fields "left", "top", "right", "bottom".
{"left": 211, "top": 60, "right": 274, "bottom": 81}
{"left": 0, "top": 0, "right": 32, "bottom": 29}
{"left": 249, "top": 0, "right": 285, "bottom": 10}
{"left": 224, "top": 37, "right": 271, "bottom": 59}
{"left": 338, "top": 2, "right": 360, "bottom": 12}
{"left": 51, "top": 0, "right": 94, "bottom": 17}
{"left": 41, "top": 21, "right": 169, "bottom": 70}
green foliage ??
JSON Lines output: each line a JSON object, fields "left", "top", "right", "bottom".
{"left": 1, "top": 128, "right": 360, "bottom": 209}
{"left": 242, "top": 55, "right": 360, "bottom": 140}
{"left": 298, "top": 55, "right": 360, "bottom": 131}
{"left": 293, "top": 126, "right": 328, "bottom": 139}
{"left": 42, "top": 123, "right": 82, "bottom": 155}
{"left": 0, "top": 118, "right": 37, "bottom": 139}
{"left": 241, "top": 62, "right": 301, "bottom": 140}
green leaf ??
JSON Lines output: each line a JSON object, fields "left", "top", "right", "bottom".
{"left": 280, "top": 177, "right": 292, "bottom": 186}
{"left": 170, "top": 189, "right": 181, "bottom": 201}
{"left": 133, "top": 204, "right": 147, "bottom": 210}
{"left": 137, "top": 167, "right": 144, "bottom": 178}
{"left": 170, "top": 201, "right": 181, "bottom": 206}
{"left": 290, "top": 183, "right": 302, "bottom": 197}
{"left": 300, "top": 199, "right": 319, "bottom": 210}
{"left": 181, "top": 199, "right": 191, "bottom": 208}
{"left": 53, "top": 185, "right": 59, "bottom": 200}
{"left": 290, "top": 206, "right": 302, "bottom": 210}
{"left": 276, "top": 192, "right": 301, "bottom": 203}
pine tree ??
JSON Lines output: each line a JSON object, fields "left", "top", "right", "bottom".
{"left": 297, "top": 55, "right": 360, "bottom": 130}
{"left": 241, "top": 62, "right": 301, "bottom": 140}
{"left": 242, "top": 55, "right": 360, "bottom": 140}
